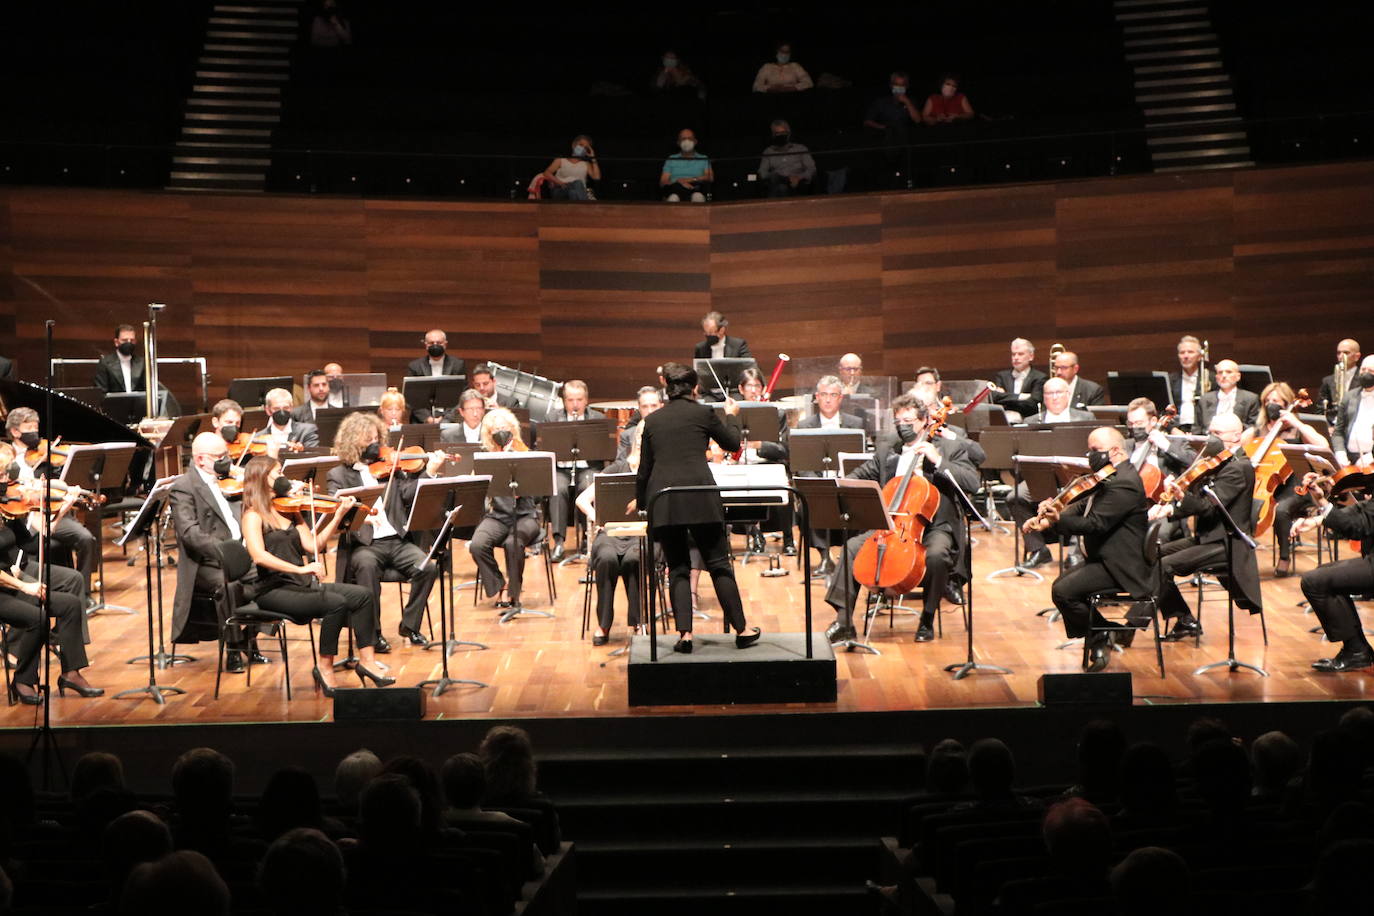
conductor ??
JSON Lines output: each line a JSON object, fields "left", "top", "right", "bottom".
{"left": 635, "top": 362, "right": 762, "bottom": 654}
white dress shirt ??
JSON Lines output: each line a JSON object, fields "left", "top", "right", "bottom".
{"left": 195, "top": 466, "right": 241, "bottom": 540}
{"left": 118, "top": 353, "right": 134, "bottom": 392}
{"left": 461, "top": 423, "right": 482, "bottom": 443}
{"left": 1178, "top": 370, "right": 1200, "bottom": 426}
{"left": 710, "top": 339, "right": 725, "bottom": 359}
{"left": 429, "top": 357, "right": 447, "bottom": 377}
{"left": 818, "top": 412, "right": 842, "bottom": 430}
{"left": 557, "top": 413, "right": 589, "bottom": 469}
{"left": 1346, "top": 391, "right": 1374, "bottom": 462}
{"left": 1042, "top": 408, "right": 1074, "bottom": 424}
{"left": 351, "top": 462, "right": 399, "bottom": 539}
{"left": 1010, "top": 369, "right": 1028, "bottom": 394}
{"left": 1214, "top": 388, "right": 1237, "bottom": 420}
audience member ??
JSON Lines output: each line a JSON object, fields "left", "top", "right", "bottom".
{"left": 257, "top": 828, "right": 347, "bottom": 916}
{"left": 923, "top": 738, "right": 969, "bottom": 796}
{"left": 481, "top": 724, "right": 562, "bottom": 853}
{"left": 653, "top": 49, "right": 705, "bottom": 98}
{"left": 1250, "top": 730, "right": 1303, "bottom": 801}
{"left": 381, "top": 755, "right": 448, "bottom": 838}
{"left": 169, "top": 747, "right": 240, "bottom": 856}
{"left": 1110, "top": 846, "right": 1189, "bottom": 916}
{"left": 542, "top": 135, "right": 601, "bottom": 201}
{"left": 72, "top": 752, "right": 137, "bottom": 833}
{"left": 120, "top": 850, "right": 230, "bottom": 916}
{"left": 1065, "top": 719, "right": 1126, "bottom": 805}
{"left": 1190, "top": 738, "right": 1252, "bottom": 822}
{"left": 659, "top": 128, "right": 712, "bottom": 202}
{"left": 752, "top": 41, "right": 813, "bottom": 93}
{"left": 309, "top": 0, "right": 352, "bottom": 48}
{"left": 442, "top": 752, "right": 546, "bottom": 876}
{"left": 922, "top": 72, "right": 974, "bottom": 124}
{"left": 334, "top": 748, "right": 383, "bottom": 811}
{"left": 960, "top": 737, "right": 1039, "bottom": 814}
{"left": 1310, "top": 839, "right": 1374, "bottom": 915}
{"left": 72, "top": 751, "right": 127, "bottom": 800}
{"left": 757, "top": 119, "right": 816, "bottom": 197}
{"left": 101, "top": 811, "right": 173, "bottom": 913}
{"left": 258, "top": 767, "right": 341, "bottom": 841}
{"left": 864, "top": 71, "right": 923, "bottom": 145}
{"left": 1115, "top": 743, "right": 1178, "bottom": 828}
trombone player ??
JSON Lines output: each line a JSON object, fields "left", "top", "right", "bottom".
{"left": 1320, "top": 339, "right": 1362, "bottom": 425}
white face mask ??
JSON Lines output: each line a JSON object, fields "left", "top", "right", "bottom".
{"left": 891, "top": 85, "right": 906, "bottom": 96}
{"left": 776, "top": 53, "right": 790, "bottom": 64}
{"left": 572, "top": 144, "right": 588, "bottom": 157}
{"left": 663, "top": 56, "right": 678, "bottom": 68}
{"left": 679, "top": 139, "right": 695, "bottom": 153}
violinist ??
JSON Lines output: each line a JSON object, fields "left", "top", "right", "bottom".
{"left": 439, "top": 389, "right": 487, "bottom": 444}
{"left": 547, "top": 380, "right": 606, "bottom": 563}
{"left": 1332, "top": 354, "right": 1374, "bottom": 468}
{"left": 5, "top": 407, "right": 97, "bottom": 592}
{"left": 1026, "top": 427, "right": 1151, "bottom": 672}
{"left": 470, "top": 408, "right": 542, "bottom": 617}
{"left": 240, "top": 455, "right": 393, "bottom": 695}
{"left": 732, "top": 368, "right": 795, "bottom": 557}
{"left": 258, "top": 388, "right": 320, "bottom": 449}
{"left": 327, "top": 412, "right": 446, "bottom": 648}
{"left": 0, "top": 442, "right": 105, "bottom": 704}
{"left": 823, "top": 393, "right": 978, "bottom": 645}
{"left": 1006, "top": 378, "right": 1091, "bottom": 568}
{"left": 1299, "top": 469, "right": 1374, "bottom": 672}
{"left": 1240, "top": 382, "right": 1328, "bottom": 577}
{"left": 1147, "top": 414, "right": 1262, "bottom": 641}
{"left": 576, "top": 425, "right": 647, "bottom": 645}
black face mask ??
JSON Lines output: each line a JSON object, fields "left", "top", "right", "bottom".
{"left": 771, "top": 132, "right": 790, "bottom": 146}
{"left": 19, "top": 431, "right": 40, "bottom": 450}
{"left": 1086, "top": 449, "right": 1112, "bottom": 472}
{"left": 328, "top": 377, "right": 344, "bottom": 393}
{"left": 896, "top": 422, "right": 919, "bottom": 445}
{"left": 427, "top": 343, "right": 446, "bottom": 359}
{"left": 116, "top": 341, "right": 136, "bottom": 357}
{"left": 491, "top": 429, "right": 513, "bottom": 449}
{"left": 1265, "top": 402, "right": 1283, "bottom": 422}
{"left": 212, "top": 455, "right": 233, "bottom": 479}
{"left": 360, "top": 442, "right": 381, "bottom": 464}
{"left": 271, "top": 409, "right": 291, "bottom": 427}
{"left": 1128, "top": 426, "right": 1149, "bottom": 443}
{"left": 220, "top": 425, "right": 239, "bottom": 443}
{"left": 1359, "top": 372, "right": 1374, "bottom": 390}
{"left": 704, "top": 335, "right": 720, "bottom": 346}
{"left": 272, "top": 476, "right": 293, "bottom": 497}
{"left": 1203, "top": 434, "right": 1226, "bottom": 457}
{"left": 4, "top": 461, "right": 19, "bottom": 482}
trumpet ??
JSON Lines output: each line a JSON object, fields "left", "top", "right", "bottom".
{"left": 1199, "top": 338, "right": 1211, "bottom": 394}
{"left": 1334, "top": 353, "right": 1351, "bottom": 405}
{"left": 1049, "top": 342, "right": 1065, "bottom": 377}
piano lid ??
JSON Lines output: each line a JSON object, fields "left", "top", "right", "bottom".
{"left": 0, "top": 379, "right": 153, "bottom": 448}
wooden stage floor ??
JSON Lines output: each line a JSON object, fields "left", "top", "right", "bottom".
{"left": 3, "top": 522, "right": 1372, "bottom": 730}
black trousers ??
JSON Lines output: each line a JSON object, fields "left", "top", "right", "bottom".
{"left": 824, "top": 528, "right": 956, "bottom": 626}
{"left": 1050, "top": 561, "right": 1121, "bottom": 640}
{"left": 254, "top": 581, "right": 376, "bottom": 658}
{"left": 348, "top": 537, "right": 436, "bottom": 634}
{"left": 471, "top": 516, "right": 541, "bottom": 603}
{"left": 1272, "top": 482, "right": 1313, "bottom": 560}
{"left": 1, "top": 576, "right": 89, "bottom": 685}
{"left": 52, "top": 514, "right": 96, "bottom": 581}
{"left": 1301, "top": 558, "right": 1374, "bottom": 644}
{"left": 550, "top": 467, "right": 595, "bottom": 546}
{"left": 591, "top": 532, "right": 641, "bottom": 630}
{"left": 1157, "top": 538, "right": 1227, "bottom": 620}
{"left": 656, "top": 522, "right": 744, "bottom": 634}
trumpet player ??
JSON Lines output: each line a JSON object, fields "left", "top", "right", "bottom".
{"left": 1299, "top": 469, "right": 1374, "bottom": 672}
{"left": 1320, "top": 339, "right": 1362, "bottom": 425}
{"left": 1168, "top": 335, "right": 1214, "bottom": 432}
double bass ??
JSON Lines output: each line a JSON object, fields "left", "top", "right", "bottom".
{"left": 851, "top": 398, "right": 951, "bottom": 595}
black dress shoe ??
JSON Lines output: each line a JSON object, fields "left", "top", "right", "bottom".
{"left": 248, "top": 650, "right": 271, "bottom": 666}
{"left": 1163, "top": 617, "right": 1203, "bottom": 642}
{"left": 1275, "top": 557, "right": 1292, "bottom": 578}
{"left": 944, "top": 583, "right": 964, "bottom": 605}
{"left": 374, "top": 635, "right": 392, "bottom": 654}
{"left": 224, "top": 651, "right": 246, "bottom": 674}
{"left": 495, "top": 600, "right": 514, "bottom": 610}
{"left": 826, "top": 622, "right": 857, "bottom": 644}
{"left": 398, "top": 626, "right": 429, "bottom": 648}
{"left": 1312, "top": 647, "right": 1374, "bottom": 673}
{"left": 550, "top": 544, "right": 566, "bottom": 563}
{"left": 674, "top": 638, "right": 693, "bottom": 654}
{"left": 9, "top": 683, "right": 41, "bottom": 706}
{"left": 1063, "top": 550, "right": 1086, "bottom": 570}
{"left": 57, "top": 676, "right": 104, "bottom": 698}
{"left": 810, "top": 559, "right": 835, "bottom": 581}
{"left": 592, "top": 634, "right": 609, "bottom": 647}
{"left": 783, "top": 545, "right": 797, "bottom": 557}
{"left": 1023, "top": 548, "right": 1053, "bottom": 569}
{"left": 1084, "top": 635, "right": 1112, "bottom": 672}
{"left": 914, "top": 623, "right": 935, "bottom": 642}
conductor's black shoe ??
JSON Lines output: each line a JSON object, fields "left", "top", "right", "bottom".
{"left": 944, "top": 583, "right": 964, "bottom": 605}
{"left": 398, "top": 626, "right": 430, "bottom": 648}
{"left": 735, "top": 627, "right": 762, "bottom": 649}
{"left": 826, "top": 622, "right": 856, "bottom": 644}
{"left": 914, "top": 621, "right": 935, "bottom": 642}
{"left": 224, "top": 651, "right": 246, "bottom": 674}
{"left": 1163, "top": 616, "right": 1202, "bottom": 641}
{"left": 1312, "top": 646, "right": 1374, "bottom": 673}
{"left": 1023, "top": 548, "right": 1053, "bottom": 569}
{"left": 674, "top": 638, "right": 693, "bottom": 654}
{"left": 550, "top": 544, "right": 566, "bottom": 563}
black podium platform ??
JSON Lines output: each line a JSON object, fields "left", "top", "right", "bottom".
{"left": 627, "top": 633, "right": 837, "bottom": 706}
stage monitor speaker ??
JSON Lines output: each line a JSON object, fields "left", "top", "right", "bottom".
{"left": 1036, "top": 672, "right": 1132, "bottom": 706}
{"left": 332, "top": 686, "right": 427, "bottom": 721}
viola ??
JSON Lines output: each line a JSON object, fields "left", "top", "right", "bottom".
{"left": 1023, "top": 464, "right": 1117, "bottom": 533}
{"left": 217, "top": 476, "right": 244, "bottom": 498}
{"left": 1247, "top": 388, "right": 1312, "bottom": 538}
{"left": 851, "top": 397, "right": 952, "bottom": 595}
{"left": 368, "top": 444, "right": 429, "bottom": 478}
{"left": 224, "top": 432, "right": 254, "bottom": 460}
{"left": 1132, "top": 405, "right": 1175, "bottom": 500}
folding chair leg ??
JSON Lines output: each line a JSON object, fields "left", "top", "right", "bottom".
{"left": 281, "top": 623, "right": 292, "bottom": 701}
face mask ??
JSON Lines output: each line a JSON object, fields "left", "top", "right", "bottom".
{"left": 1086, "top": 449, "right": 1111, "bottom": 472}
{"left": 272, "top": 475, "right": 293, "bottom": 497}
{"left": 896, "top": 422, "right": 919, "bottom": 445}
{"left": 1129, "top": 426, "right": 1149, "bottom": 443}
{"left": 1265, "top": 402, "right": 1283, "bottom": 422}
{"left": 772, "top": 132, "right": 790, "bottom": 146}
{"left": 116, "top": 341, "right": 136, "bottom": 357}
{"left": 891, "top": 85, "right": 906, "bottom": 96}
{"left": 491, "top": 429, "right": 513, "bottom": 449}
{"left": 212, "top": 455, "right": 232, "bottom": 479}
{"left": 271, "top": 409, "right": 291, "bottom": 427}
{"left": 427, "top": 343, "right": 445, "bottom": 359}
{"left": 328, "top": 376, "right": 343, "bottom": 393}
{"left": 679, "top": 139, "right": 695, "bottom": 153}
{"left": 573, "top": 144, "right": 590, "bottom": 158}
{"left": 19, "top": 431, "right": 40, "bottom": 449}
{"left": 219, "top": 424, "right": 239, "bottom": 443}
{"left": 361, "top": 442, "right": 381, "bottom": 464}
{"left": 1359, "top": 372, "right": 1374, "bottom": 390}
{"left": 776, "top": 53, "right": 790, "bottom": 64}
{"left": 4, "top": 461, "right": 19, "bottom": 482}
{"left": 1203, "top": 434, "right": 1226, "bottom": 457}
{"left": 662, "top": 56, "right": 678, "bottom": 68}
{"left": 942, "top": 83, "right": 957, "bottom": 98}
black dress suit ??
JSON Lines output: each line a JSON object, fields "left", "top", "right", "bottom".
{"left": 1044, "top": 461, "right": 1153, "bottom": 639}
{"left": 1319, "top": 368, "right": 1360, "bottom": 421}
{"left": 291, "top": 402, "right": 330, "bottom": 423}
{"left": 326, "top": 463, "right": 437, "bottom": 635}
{"left": 168, "top": 469, "right": 250, "bottom": 644}
{"left": 693, "top": 335, "right": 752, "bottom": 359}
{"left": 992, "top": 368, "right": 1048, "bottom": 419}
{"left": 636, "top": 396, "right": 746, "bottom": 632}
{"left": 824, "top": 433, "right": 980, "bottom": 626}
{"left": 1301, "top": 499, "right": 1374, "bottom": 644}
{"left": 1158, "top": 454, "right": 1262, "bottom": 619}
{"left": 253, "top": 420, "right": 320, "bottom": 449}
{"left": 1196, "top": 388, "right": 1260, "bottom": 433}
{"left": 1168, "top": 368, "right": 1215, "bottom": 413}
{"left": 1067, "top": 377, "right": 1105, "bottom": 409}
{"left": 0, "top": 518, "right": 89, "bottom": 687}
{"left": 406, "top": 355, "right": 467, "bottom": 422}
{"left": 1331, "top": 388, "right": 1372, "bottom": 462}
{"left": 92, "top": 352, "right": 145, "bottom": 393}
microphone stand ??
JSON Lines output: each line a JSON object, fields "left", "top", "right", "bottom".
{"left": 1192, "top": 484, "right": 1267, "bottom": 677}
{"left": 940, "top": 468, "right": 1012, "bottom": 680}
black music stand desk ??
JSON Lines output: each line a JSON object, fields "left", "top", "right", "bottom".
{"left": 790, "top": 429, "right": 866, "bottom": 477}
{"left": 113, "top": 480, "right": 186, "bottom": 703}
{"left": 62, "top": 442, "right": 139, "bottom": 615}
{"left": 793, "top": 477, "right": 888, "bottom": 655}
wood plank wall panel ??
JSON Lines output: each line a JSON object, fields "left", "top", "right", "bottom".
{"left": 1, "top": 160, "right": 1371, "bottom": 407}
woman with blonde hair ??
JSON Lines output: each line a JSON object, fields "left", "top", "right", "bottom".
{"left": 471, "top": 409, "right": 541, "bottom": 617}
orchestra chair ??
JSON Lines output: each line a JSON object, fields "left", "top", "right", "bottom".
{"left": 212, "top": 540, "right": 320, "bottom": 701}
{"left": 1086, "top": 519, "right": 1168, "bottom": 678}
{"left": 2, "top": 623, "right": 12, "bottom": 707}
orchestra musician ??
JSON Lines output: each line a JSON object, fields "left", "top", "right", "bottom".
{"left": 616, "top": 386, "right": 663, "bottom": 461}
{"left": 991, "top": 338, "right": 1047, "bottom": 421}
{"left": 469, "top": 408, "right": 542, "bottom": 617}
{"left": 1240, "top": 382, "right": 1329, "bottom": 577}
{"left": 1318, "top": 339, "right": 1361, "bottom": 424}
{"left": 292, "top": 369, "right": 339, "bottom": 422}
{"left": 92, "top": 324, "right": 145, "bottom": 394}
{"left": 1025, "top": 427, "right": 1151, "bottom": 672}
{"left": 1006, "top": 379, "right": 1093, "bottom": 568}
{"left": 5, "top": 407, "right": 97, "bottom": 593}
{"left": 259, "top": 388, "right": 320, "bottom": 449}
{"left": 469, "top": 363, "right": 499, "bottom": 409}
{"left": 838, "top": 353, "right": 876, "bottom": 397}
{"left": 693, "top": 311, "right": 752, "bottom": 360}
{"left": 735, "top": 368, "right": 795, "bottom": 556}
{"left": 1018, "top": 377, "right": 1095, "bottom": 425}
{"left": 914, "top": 366, "right": 942, "bottom": 396}
{"left": 793, "top": 375, "right": 865, "bottom": 579}
{"left": 1196, "top": 359, "right": 1260, "bottom": 432}
{"left": 1332, "top": 355, "right": 1374, "bottom": 468}
{"left": 1050, "top": 350, "right": 1105, "bottom": 410}
{"left": 0, "top": 442, "right": 105, "bottom": 704}
{"left": 823, "top": 392, "right": 979, "bottom": 644}
{"left": 1147, "top": 414, "right": 1262, "bottom": 641}
{"left": 378, "top": 389, "right": 408, "bottom": 431}
{"left": 1124, "top": 398, "right": 1193, "bottom": 476}
{"left": 441, "top": 388, "right": 487, "bottom": 444}
{"left": 547, "top": 380, "right": 606, "bottom": 563}
{"left": 576, "top": 426, "right": 647, "bottom": 646}
{"left": 406, "top": 330, "right": 466, "bottom": 423}
{"left": 211, "top": 398, "right": 244, "bottom": 444}
{"left": 239, "top": 455, "right": 393, "bottom": 694}
{"left": 635, "top": 362, "right": 760, "bottom": 653}
{"left": 1299, "top": 471, "right": 1374, "bottom": 672}
{"left": 1169, "top": 335, "right": 1214, "bottom": 432}
{"left": 327, "top": 411, "right": 447, "bottom": 649}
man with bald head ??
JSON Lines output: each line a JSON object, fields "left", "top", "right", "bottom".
{"left": 1025, "top": 427, "right": 1151, "bottom": 672}
{"left": 1195, "top": 359, "right": 1259, "bottom": 432}
{"left": 168, "top": 432, "right": 259, "bottom": 670}
{"left": 1148, "top": 413, "right": 1262, "bottom": 640}
{"left": 1319, "top": 339, "right": 1361, "bottom": 423}
{"left": 837, "top": 353, "right": 875, "bottom": 398}
{"left": 1332, "top": 354, "right": 1374, "bottom": 467}
{"left": 1050, "top": 350, "right": 1105, "bottom": 409}
{"left": 1020, "top": 377, "right": 1096, "bottom": 425}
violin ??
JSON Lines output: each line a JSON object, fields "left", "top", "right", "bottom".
{"left": 368, "top": 445, "right": 430, "bottom": 478}
{"left": 1023, "top": 465, "right": 1117, "bottom": 533}
{"left": 224, "top": 432, "right": 254, "bottom": 460}
{"left": 851, "top": 397, "right": 951, "bottom": 595}
{"left": 1157, "top": 448, "right": 1234, "bottom": 506}
{"left": 1295, "top": 464, "right": 1374, "bottom": 500}
{"left": 272, "top": 491, "right": 376, "bottom": 518}
{"left": 0, "top": 480, "right": 107, "bottom": 519}
{"left": 217, "top": 476, "right": 244, "bottom": 498}
{"left": 24, "top": 437, "right": 71, "bottom": 468}
{"left": 1247, "top": 388, "right": 1312, "bottom": 538}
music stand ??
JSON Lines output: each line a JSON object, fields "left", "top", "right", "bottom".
{"left": 336, "top": 372, "right": 387, "bottom": 408}
{"left": 1193, "top": 484, "right": 1268, "bottom": 677}
{"left": 794, "top": 477, "right": 889, "bottom": 654}
{"left": 436, "top": 443, "right": 483, "bottom": 476}
{"left": 533, "top": 419, "right": 615, "bottom": 465}
{"left": 410, "top": 477, "right": 492, "bottom": 696}
{"left": 332, "top": 485, "right": 387, "bottom": 535}
{"left": 938, "top": 467, "right": 1012, "bottom": 680}
{"left": 790, "top": 429, "right": 866, "bottom": 477}
{"left": 227, "top": 376, "right": 290, "bottom": 409}
{"left": 102, "top": 392, "right": 149, "bottom": 424}
{"left": 694, "top": 357, "right": 759, "bottom": 400}
{"left": 710, "top": 404, "right": 783, "bottom": 449}
{"left": 281, "top": 456, "right": 340, "bottom": 489}
{"left": 387, "top": 423, "right": 440, "bottom": 449}
{"left": 472, "top": 452, "right": 558, "bottom": 620}
{"left": 838, "top": 452, "right": 874, "bottom": 477}
{"left": 61, "top": 442, "right": 139, "bottom": 615}
{"left": 984, "top": 431, "right": 1053, "bottom": 582}
{"left": 113, "top": 480, "right": 187, "bottom": 703}
{"left": 1107, "top": 371, "right": 1173, "bottom": 409}
{"left": 309, "top": 407, "right": 352, "bottom": 447}
{"left": 402, "top": 376, "right": 467, "bottom": 424}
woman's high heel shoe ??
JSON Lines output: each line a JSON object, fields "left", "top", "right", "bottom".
{"left": 736, "top": 627, "right": 762, "bottom": 649}
{"left": 311, "top": 667, "right": 336, "bottom": 698}
{"left": 57, "top": 676, "right": 104, "bottom": 698}
{"left": 9, "top": 683, "right": 41, "bottom": 706}
{"left": 355, "top": 664, "right": 396, "bottom": 687}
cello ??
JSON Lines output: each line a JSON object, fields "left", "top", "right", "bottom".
{"left": 1246, "top": 388, "right": 1312, "bottom": 538}
{"left": 851, "top": 398, "right": 952, "bottom": 595}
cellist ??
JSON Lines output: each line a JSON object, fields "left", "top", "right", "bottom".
{"left": 823, "top": 393, "right": 979, "bottom": 645}
{"left": 1238, "top": 382, "right": 1326, "bottom": 577}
